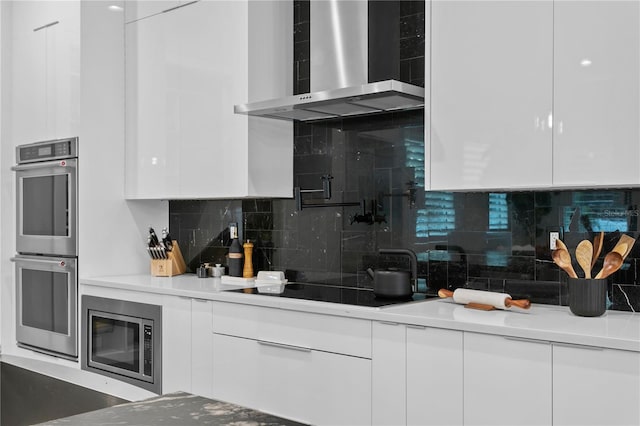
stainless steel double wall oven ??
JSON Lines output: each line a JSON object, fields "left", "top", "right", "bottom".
{"left": 12, "top": 137, "right": 79, "bottom": 359}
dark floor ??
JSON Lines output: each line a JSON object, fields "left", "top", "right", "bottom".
{"left": 0, "top": 362, "right": 127, "bottom": 426}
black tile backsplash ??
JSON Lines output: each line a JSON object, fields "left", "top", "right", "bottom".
{"left": 167, "top": 0, "right": 639, "bottom": 312}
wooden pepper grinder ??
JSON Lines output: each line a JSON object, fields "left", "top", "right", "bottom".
{"left": 243, "top": 240, "right": 254, "bottom": 278}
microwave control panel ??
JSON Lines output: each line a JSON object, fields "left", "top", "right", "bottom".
{"left": 144, "top": 325, "right": 153, "bottom": 377}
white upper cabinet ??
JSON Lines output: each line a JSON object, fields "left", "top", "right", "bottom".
{"left": 10, "top": 1, "right": 80, "bottom": 144}
{"left": 125, "top": 0, "right": 293, "bottom": 200}
{"left": 429, "top": 0, "right": 640, "bottom": 190}
{"left": 429, "top": 0, "right": 553, "bottom": 191}
{"left": 553, "top": 1, "right": 640, "bottom": 187}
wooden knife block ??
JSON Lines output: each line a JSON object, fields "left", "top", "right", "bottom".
{"left": 150, "top": 241, "right": 187, "bottom": 277}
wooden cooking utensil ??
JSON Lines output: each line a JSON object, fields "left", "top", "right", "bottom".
{"left": 552, "top": 248, "right": 578, "bottom": 278}
{"left": 591, "top": 231, "right": 604, "bottom": 269}
{"left": 575, "top": 240, "right": 593, "bottom": 278}
{"left": 556, "top": 238, "right": 568, "bottom": 251}
{"left": 616, "top": 234, "right": 636, "bottom": 261}
{"left": 594, "top": 251, "right": 624, "bottom": 279}
{"left": 612, "top": 242, "right": 628, "bottom": 257}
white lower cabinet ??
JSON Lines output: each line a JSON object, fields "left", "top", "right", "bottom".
{"left": 372, "top": 322, "right": 463, "bottom": 426}
{"left": 372, "top": 322, "right": 407, "bottom": 425}
{"left": 463, "top": 333, "right": 552, "bottom": 426}
{"left": 190, "top": 298, "right": 214, "bottom": 398}
{"left": 212, "top": 333, "right": 370, "bottom": 425}
{"left": 407, "top": 326, "right": 463, "bottom": 426}
{"left": 158, "top": 295, "right": 192, "bottom": 394}
{"left": 553, "top": 344, "right": 640, "bottom": 426}
{"left": 211, "top": 302, "right": 371, "bottom": 425}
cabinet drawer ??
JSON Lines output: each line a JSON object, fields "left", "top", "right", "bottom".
{"left": 212, "top": 333, "right": 371, "bottom": 426}
{"left": 211, "top": 302, "right": 371, "bottom": 358}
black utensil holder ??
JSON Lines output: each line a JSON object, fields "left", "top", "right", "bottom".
{"left": 568, "top": 278, "right": 607, "bottom": 317}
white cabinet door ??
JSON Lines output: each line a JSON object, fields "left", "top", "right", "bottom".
{"left": 125, "top": 0, "right": 292, "bottom": 199}
{"left": 126, "top": 0, "right": 247, "bottom": 199}
{"left": 11, "top": 6, "right": 47, "bottom": 143}
{"left": 212, "top": 333, "right": 371, "bottom": 426}
{"left": 10, "top": 1, "right": 79, "bottom": 144}
{"left": 553, "top": 1, "right": 640, "bottom": 187}
{"left": 161, "top": 295, "right": 192, "bottom": 393}
{"left": 406, "top": 326, "right": 463, "bottom": 426}
{"left": 125, "top": 8, "right": 180, "bottom": 198}
{"left": 553, "top": 344, "right": 640, "bottom": 426}
{"left": 48, "top": 3, "right": 80, "bottom": 140}
{"left": 429, "top": 1, "right": 553, "bottom": 191}
{"left": 190, "top": 298, "right": 213, "bottom": 398}
{"left": 372, "top": 321, "right": 406, "bottom": 425}
{"left": 464, "top": 333, "right": 552, "bottom": 426}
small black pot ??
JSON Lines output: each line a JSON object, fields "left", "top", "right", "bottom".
{"left": 367, "top": 249, "right": 418, "bottom": 298}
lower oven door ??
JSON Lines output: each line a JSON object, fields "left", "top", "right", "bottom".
{"left": 12, "top": 254, "right": 77, "bottom": 359}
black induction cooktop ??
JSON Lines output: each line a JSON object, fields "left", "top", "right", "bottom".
{"left": 230, "top": 282, "right": 435, "bottom": 308}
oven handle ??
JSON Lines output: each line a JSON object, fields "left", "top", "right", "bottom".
{"left": 10, "top": 257, "right": 71, "bottom": 267}
{"left": 11, "top": 159, "right": 76, "bottom": 171}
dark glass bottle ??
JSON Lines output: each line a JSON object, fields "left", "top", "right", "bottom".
{"left": 228, "top": 223, "right": 244, "bottom": 277}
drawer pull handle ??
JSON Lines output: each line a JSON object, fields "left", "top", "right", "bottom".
{"left": 503, "top": 336, "right": 550, "bottom": 345}
{"left": 257, "top": 340, "right": 311, "bottom": 353}
{"left": 553, "top": 342, "right": 605, "bottom": 351}
{"left": 406, "top": 324, "right": 427, "bottom": 330}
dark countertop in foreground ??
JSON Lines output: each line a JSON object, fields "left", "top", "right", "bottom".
{"left": 38, "top": 391, "right": 305, "bottom": 426}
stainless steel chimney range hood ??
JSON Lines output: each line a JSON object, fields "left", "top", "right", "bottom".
{"left": 234, "top": 1, "right": 425, "bottom": 122}
{"left": 234, "top": 80, "right": 424, "bottom": 122}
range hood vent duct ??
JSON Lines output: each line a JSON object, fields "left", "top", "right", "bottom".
{"left": 234, "top": 1, "right": 425, "bottom": 122}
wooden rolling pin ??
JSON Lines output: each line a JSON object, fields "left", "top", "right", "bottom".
{"left": 438, "top": 288, "right": 531, "bottom": 310}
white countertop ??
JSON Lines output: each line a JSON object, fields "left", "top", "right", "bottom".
{"left": 81, "top": 274, "right": 640, "bottom": 352}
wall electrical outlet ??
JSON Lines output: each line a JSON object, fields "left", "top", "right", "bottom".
{"left": 550, "top": 231, "right": 560, "bottom": 250}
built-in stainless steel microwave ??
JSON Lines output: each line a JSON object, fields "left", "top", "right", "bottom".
{"left": 81, "top": 296, "right": 162, "bottom": 394}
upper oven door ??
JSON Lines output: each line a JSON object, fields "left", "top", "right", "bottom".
{"left": 13, "top": 158, "right": 77, "bottom": 256}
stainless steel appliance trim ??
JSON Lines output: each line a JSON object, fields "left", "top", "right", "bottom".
{"left": 15, "top": 157, "right": 78, "bottom": 257}
{"left": 87, "top": 311, "right": 154, "bottom": 383}
{"left": 81, "top": 295, "right": 162, "bottom": 394}
{"left": 310, "top": 0, "right": 367, "bottom": 92}
{"left": 13, "top": 254, "right": 78, "bottom": 358}
{"left": 234, "top": 79, "right": 424, "bottom": 122}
